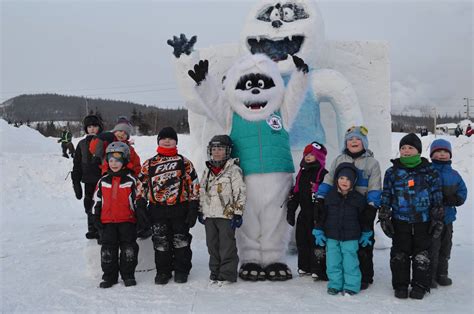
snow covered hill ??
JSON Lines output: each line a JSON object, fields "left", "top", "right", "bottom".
{"left": 1, "top": 120, "right": 472, "bottom": 312}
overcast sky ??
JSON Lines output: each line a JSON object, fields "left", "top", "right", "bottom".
{"left": 1, "top": 0, "right": 473, "bottom": 115}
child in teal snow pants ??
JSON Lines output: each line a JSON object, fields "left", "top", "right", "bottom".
{"left": 313, "top": 162, "right": 370, "bottom": 295}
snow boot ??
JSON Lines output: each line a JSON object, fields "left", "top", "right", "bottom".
{"left": 394, "top": 288, "right": 408, "bottom": 299}
{"left": 124, "top": 279, "right": 136, "bottom": 287}
{"left": 174, "top": 272, "right": 188, "bottom": 283}
{"left": 99, "top": 280, "right": 117, "bottom": 289}
{"left": 360, "top": 282, "right": 370, "bottom": 290}
{"left": 155, "top": 273, "right": 171, "bottom": 285}
{"left": 327, "top": 288, "right": 340, "bottom": 295}
{"left": 239, "top": 263, "right": 263, "bottom": 281}
{"left": 430, "top": 279, "right": 438, "bottom": 289}
{"left": 437, "top": 275, "right": 452, "bottom": 286}
{"left": 409, "top": 286, "right": 426, "bottom": 300}
{"left": 298, "top": 269, "right": 310, "bottom": 276}
{"left": 344, "top": 289, "right": 357, "bottom": 296}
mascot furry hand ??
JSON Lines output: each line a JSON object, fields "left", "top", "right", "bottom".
{"left": 189, "top": 53, "right": 309, "bottom": 281}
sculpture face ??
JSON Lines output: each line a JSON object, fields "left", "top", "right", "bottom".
{"left": 225, "top": 54, "right": 284, "bottom": 121}
{"left": 241, "top": 0, "right": 325, "bottom": 74}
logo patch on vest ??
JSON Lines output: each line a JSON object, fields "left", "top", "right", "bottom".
{"left": 266, "top": 114, "right": 283, "bottom": 131}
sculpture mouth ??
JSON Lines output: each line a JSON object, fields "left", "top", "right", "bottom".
{"left": 247, "top": 35, "right": 304, "bottom": 62}
{"left": 244, "top": 101, "right": 267, "bottom": 110}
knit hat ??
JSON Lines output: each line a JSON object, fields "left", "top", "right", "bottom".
{"left": 303, "top": 141, "right": 327, "bottom": 167}
{"left": 430, "top": 139, "right": 452, "bottom": 158}
{"left": 157, "top": 127, "right": 178, "bottom": 144}
{"left": 344, "top": 126, "right": 369, "bottom": 150}
{"left": 83, "top": 114, "right": 103, "bottom": 134}
{"left": 399, "top": 133, "right": 422, "bottom": 153}
{"left": 111, "top": 116, "right": 132, "bottom": 139}
{"left": 335, "top": 162, "right": 358, "bottom": 186}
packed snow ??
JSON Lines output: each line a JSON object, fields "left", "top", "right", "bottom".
{"left": 1, "top": 120, "right": 473, "bottom": 312}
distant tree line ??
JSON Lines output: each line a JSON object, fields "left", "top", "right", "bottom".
{"left": 391, "top": 112, "right": 466, "bottom": 133}
{"left": 1, "top": 93, "right": 189, "bottom": 137}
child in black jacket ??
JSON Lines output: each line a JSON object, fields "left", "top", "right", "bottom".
{"left": 71, "top": 115, "right": 103, "bottom": 240}
{"left": 287, "top": 142, "right": 328, "bottom": 280}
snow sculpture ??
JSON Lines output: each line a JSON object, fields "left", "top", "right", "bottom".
{"left": 185, "top": 53, "right": 309, "bottom": 280}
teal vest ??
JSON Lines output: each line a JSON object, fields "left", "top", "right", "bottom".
{"left": 229, "top": 112, "right": 295, "bottom": 176}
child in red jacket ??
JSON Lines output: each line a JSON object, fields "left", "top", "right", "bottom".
{"left": 93, "top": 141, "right": 139, "bottom": 288}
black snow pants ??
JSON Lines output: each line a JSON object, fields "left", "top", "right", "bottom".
{"left": 430, "top": 223, "right": 453, "bottom": 279}
{"left": 390, "top": 219, "right": 431, "bottom": 291}
{"left": 61, "top": 142, "right": 75, "bottom": 157}
{"left": 296, "top": 206, "right": 326, "bottom": 278}
{"left": 84, "top": 183, "right": 98, "bottom": 235}
{"left": 205, "top": 218, "right": 239, "bottom": 282}
{"left": 101, "top": 222, "right": 139, "bottom": 283}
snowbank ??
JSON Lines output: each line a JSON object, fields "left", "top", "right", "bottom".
{"left": 0, "top": 119, "right": 58, "bottom": 154}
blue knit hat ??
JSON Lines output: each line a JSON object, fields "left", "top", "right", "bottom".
{"left": 344, "top": 126, "right": 368, "bottom": 150}
{"left": 430, "top": 139, "right": 452, "bottom": 158}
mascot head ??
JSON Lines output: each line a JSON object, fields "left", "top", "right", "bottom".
{"left": 240, "top": 0, "right": 325, "bottom": 74}
{"left": 224, "top": 54, "right": 285, "bottom": 121}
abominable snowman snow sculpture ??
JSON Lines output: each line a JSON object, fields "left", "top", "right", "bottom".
{"left": 187, "top": 53, "right": 309, "bottom": 280}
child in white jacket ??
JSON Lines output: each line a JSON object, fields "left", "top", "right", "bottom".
{"left": 199, "top": 135, "right": 246, "bottom": 285}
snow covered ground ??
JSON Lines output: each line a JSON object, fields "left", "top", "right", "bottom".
{"left": 1, "top": 120, "right": 473, "bottom": 313}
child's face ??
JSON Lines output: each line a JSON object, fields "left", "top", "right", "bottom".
{"left": 304, "top": 153, "right": 316, "bottom": 163}
{"left": 400, "top": 145, "right": 418, "bottom": 157}
{"left": 87, "top": 125, "right": 99, "bottom": 135}
{"left": 159, "top": 138, "right": 177, "bottom": 148}
{"left": 337, "top": 176, "right": 352, "bottom": 194}
{"left": 211, "top": 146, "right": 226, "bottom": 161}
{"left": 432, "top": 149, "right": 450, "bottom": 161}
{"left": 114, "top": 130, "right": 128, "bottom": 141}
{"left": 346, "top": 137, "right": 363, "bottom": 153}
{"left": 108, "top": 158, "right": 124, "bottom": 172}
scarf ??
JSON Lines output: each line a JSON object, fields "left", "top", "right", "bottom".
{"left": 400, "top": 154, "right": 422, "bottom": 168}
{"left": 156, "top": 146, "right": 178, "bottom": 157}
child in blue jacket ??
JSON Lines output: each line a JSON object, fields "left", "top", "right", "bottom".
{"left": 312, "top": 162, "right": 370, "bottom": 296}
{"left": 378, "top": 133, "right": 444, "bottom": 300}
{"left": 429, "top": 139, "right": 467, "bottom": 288}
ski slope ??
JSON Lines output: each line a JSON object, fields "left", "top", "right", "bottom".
{"left": 1, "top": 120, "right": 473, "bottom": 313}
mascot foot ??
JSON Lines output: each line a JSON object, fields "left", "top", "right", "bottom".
{"left": 239, "top": 263, "right": 266, "bottom": 281}
{"left": 265, "top": 263, "right": 293, "bottom": 281}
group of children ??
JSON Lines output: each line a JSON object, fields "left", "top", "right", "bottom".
{"left": 71, "top": 114, "right": 467, "bottom": 299}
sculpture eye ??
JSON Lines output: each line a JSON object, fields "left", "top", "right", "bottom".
{"left": 257, "top": 79, "right": 265, "bottom": 88}
{"left": 270, "top": 7, "right": 280, "bottom": 21}
{"left": 245, "top": 80, "right": 253, "bottom": 90}
{"left": 282, "top": 7, "right": 295, "bottom": 22}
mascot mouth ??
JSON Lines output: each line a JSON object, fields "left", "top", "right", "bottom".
{"left": 247, "top": 35, "right": 304, "bottom": 62}
{"left": 244, "top": 101, "right": 267, "bottom": 110}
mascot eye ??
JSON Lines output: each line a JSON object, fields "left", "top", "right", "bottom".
{"left": 245, "top": 80, "right": 253, "bottom": 90}
{"left": 257, "top": 79, "right": 265, "bottom": 88}
{"left": 282, "top": 7, "right": 295, "bottom": 22}
{"left": 270, "top": 8, "right": 280, "bottom": 21}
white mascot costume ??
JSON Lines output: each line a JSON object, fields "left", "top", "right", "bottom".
{"left": 186, "top": 53, "right": 309, "bottom": 280}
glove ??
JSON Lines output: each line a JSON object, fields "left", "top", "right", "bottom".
{"left": 198, "top": 212, "right": 206, "bottom": 225}
{"left": 185, "top": 202, "right": 199, "bottom": 228}
{"left": 312, "top": 228, "right": 327, "bottom": 247}
{"left": 378, "top": 206, "right": 394, "bottom": 238}
{"left": 313, "top": 198, "right": 325, "bottom": 226}
{"left": 230, "top": 214, "right": 243, "bottom": 230}
{"left": 359, "top": 231, "right": 374, "bottom": 247}
{"left": 286, "top": 210, "right": 296, "bottom": 227}
{"left": 93, "top": 215, "right": 103, "bottom": 231}
{"left": 430, "top": 207, "right": 444, "bottom": 221}
{"left": 429, "top": 220, "right": 444, "bottom": 239}
{"left": 443, "top": 194, "right": 458, "bottom": 207}
{"left": 73, "top": 181, "right": 83, "bottom": 200}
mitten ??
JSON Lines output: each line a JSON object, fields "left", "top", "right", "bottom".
{"left": 230, "top": 215, "right": 243, "bottom": 230}
{"left": 312, "top": 228, "right": 327, "bottom": 247}
{"left": 73, "top": 181, "right": 83, "bottom": 200}
{"left": 429, "top": 220, "right": 444, "bottom": 239}
{"left": 359, "top": 231, "right": 374, "bottom": 247}
{"left": 185, "top": 202, "right": 199, "bottom": 228}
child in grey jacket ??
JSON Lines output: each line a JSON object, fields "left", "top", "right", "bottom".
{"left": 199, "top": 135, "right": 246, "bottom": 285}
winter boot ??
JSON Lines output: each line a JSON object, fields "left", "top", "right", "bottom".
{"left": 155, "top": 273, "right": 171, "bottom": 285}
{"left": 360, "top": 282, "right": 370, "bottom": 290}
{"left": 430, "top": 279, "right": 438, "bottom": 289}
{"left": 298, "top": 269, "right": 310, "bottom": 276}
{"left": 99, "top": 280, "right": 117, "bottom": 289}
{"left": 409, "top": 286, "right": 426, "bottom": 300}
{"left": 174, "top": 272, "right": 188, "bottom": 283}
{"left": 327, "top": 288, "right": 340, "bottom": 295}
{"left": 437, "top": 275, "right": 452, "bottom": 286}
{"left": 344, "top": 290, "right": 357, "bottom": 296}
{"left": 124, "top": 279, "right": 136, "bottom": 287}
{"left": 394, "top": 288, "right": 408, "bottom": 299}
